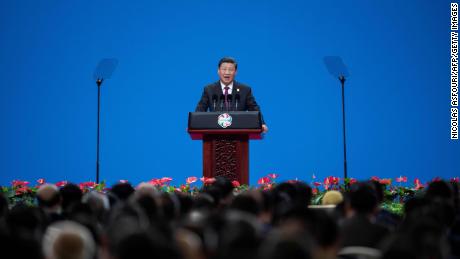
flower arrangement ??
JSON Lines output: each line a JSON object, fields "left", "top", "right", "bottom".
{"left": 2, "top": 175, "right": 458, "bottom": 215}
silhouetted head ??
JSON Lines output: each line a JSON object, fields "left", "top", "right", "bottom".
{"left": 348, "top": 181, "right": 378, "bottom": 214}
{"left": 426, "top": 180, "right": 454, "bottom": 201}
{"left": 110, "top": 182, "right": 135, "bottom": 202}
{"left": 6, "top": 204, "right": 46, "bottom": 240}
{"left": 60, "top": 183, "right": 83, "bottom": 212}
{"left": 230, "top": 193, "right": 262, "bottom": 216}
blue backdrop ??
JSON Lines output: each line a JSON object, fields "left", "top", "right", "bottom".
{"left": 1, "top": 0, "right": 458, "bottom": 186}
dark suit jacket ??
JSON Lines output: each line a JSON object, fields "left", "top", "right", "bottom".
{"left": 195, "top": 81, "right": 265, "bottom": 124}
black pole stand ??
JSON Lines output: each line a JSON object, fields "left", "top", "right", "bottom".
{"left": 339, "top": 75, "right": 348, "bottom": 179}
{"left": 96, "top": 78, "right": 103, "bottom": 184}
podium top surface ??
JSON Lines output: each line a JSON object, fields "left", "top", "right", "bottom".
{"left": 188, "top": 111, "right": 263, "bottom": 140}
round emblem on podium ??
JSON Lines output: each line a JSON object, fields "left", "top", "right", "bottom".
{"left": 217, "top": 113, "right": 232, "bottom": 128}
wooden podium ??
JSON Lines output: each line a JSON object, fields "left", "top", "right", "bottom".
{"left": 188, "top": 111, "right": 263, "bottom": 185}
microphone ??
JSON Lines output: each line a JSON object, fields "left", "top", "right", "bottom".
{"left": 219, "top": 95, "right": 225, "bottom": 111}
{"left": 227, "top": 94, "right": 233, "bottom": 111}
{"left": 235, "top": 93, "right": 240, "bottom": 110}
{"left": 212, "top": 94, "right": 218, "bottom": 111}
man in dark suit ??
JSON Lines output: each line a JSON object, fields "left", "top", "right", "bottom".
{"left": 195, "top": 57, "right": 268, "bottom": 132}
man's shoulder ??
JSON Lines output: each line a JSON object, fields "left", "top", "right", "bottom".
{"left": 234, "top": 81, "right": 251, "bottom": 92}
{"left": 234, "top": 81, "right": 250, "bottom": 89}
{"left": 204, "top": 81, "right": 220, "bottom": 89}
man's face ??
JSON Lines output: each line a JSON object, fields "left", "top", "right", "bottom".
{"left": 218, "top": 62, "right": 237, "bottom": 85}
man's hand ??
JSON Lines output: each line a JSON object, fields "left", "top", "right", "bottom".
{"left": 262, "top": 124, "right": 268, "bottom": 133}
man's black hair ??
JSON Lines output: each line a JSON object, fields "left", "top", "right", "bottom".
{"left": 348, "top": 181, "right": 378, "bottom": 214}
{"left": 426, "top": 180, "right": 454, "bottom": 200}
{"left": 110, "top": 182, "right": 135, "bottom": 202}
{"left": 60, "top": 183, "right": 83, "bottom": 211}
{"left": 218, "top": 57, "right": 238, "bottom": 70}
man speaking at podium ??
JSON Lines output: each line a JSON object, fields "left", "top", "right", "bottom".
{"left": 195, "top": 57, "right": 268, "bottom": 132}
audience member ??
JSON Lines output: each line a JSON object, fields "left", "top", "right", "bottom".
{"left": 339, "top": 181, "right": 390, "bottom": 248}
{"left": 36, "top": 184, "right": 63, "bottom": 223}
{"left": 42, "top": 220, "right": 96, "bottom": 259}
{"left": 321, "top": 190, "right": 343, "bottom": 205}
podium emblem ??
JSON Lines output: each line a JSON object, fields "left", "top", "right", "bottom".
{"left": 217, "top": 113, "right": 232, "bottom": 128}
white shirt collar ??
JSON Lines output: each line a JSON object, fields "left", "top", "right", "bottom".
{"left": 220, "top": 81, "right": 233, "bottom": 94}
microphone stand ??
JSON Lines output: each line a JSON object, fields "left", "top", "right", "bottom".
{"left": 92, "top": 58, "right": 118, "bottom": 184}
{"left": 220, "top": 95, "right": 225, "bottom": 112}
{"left": 96, "top": 78, "right": 103, "bottom": 184}
{"left": 212, "top": 96, "right": 217, "bottom": 111}
{"left": 227, "top": 94, "right": 233, "bottom": 111}
{"left": 339, "top": 75, "right": 348, "bottom": 179}
{"left": 235, "top": 94, "right": 240, "bottom": 110}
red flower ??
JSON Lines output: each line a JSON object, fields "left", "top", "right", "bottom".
{"left": 257, "top": 177, "right": 271, "bottom": 185}
{"left": 431, "top": 177, "right": 442, "bottom": 182}
{"left": 160, "top": 177, "right": 173, "bottom": 184}
{"left": 80, "top": 182, "right": 95, "bottom": 188}
{"left": 312, "top": 188, "right": 318, "bottom": 195}
{"left": 349, "top": 178, "right": 357, "bottom": 185}
{"left": 324, "top": 176, "right": 339, "bottom": 185}
{"left": 395, "top": 176, "right": 407, "bottom": 183}
{"left": 78, "top": 182, "right": 95, "bottom": 191}
{"left": 55, "top": 181, "right": 68, "bottom": 187}
{"left": 12, "top": 180, "right": 29, "bottom": 188}
{"left": 267, "top": 173, "right": 278, "bottom": 179}
{"left": 331, "top": 177, "right": 340, "bottom": 185}
{"left": 414, "top": 178, "right": 424, "bottom": 190}
{"left": 232, "top": 180, "right": 240, "bottom": 187}
{"left": 186, "top": 177, "right": 197, "bottom": 184}
{"left": 200, "top": 177, "right": 216, "bottom": 185}
{"left": 371, "top": 176, "right": 380, "bottom": 181}
{"left": 379, "top": 178, "right": 392, "bottom": 185}
{"left": 148, "top": 179, "right": 161, "bottom": 186}
{"left": 78, "top": 182, "right": 96, "bottom": 192}
{"left": 15, "top": 186, "right": 31, "bottom": 195}
{"left": 263, "top": 183, "right": 273, "bottom": 190}
{"left": 313, "top": 182, "right": 322, "bottom": 187}
{"left": 37, "top": 178, "right": 45, "bottom": 185}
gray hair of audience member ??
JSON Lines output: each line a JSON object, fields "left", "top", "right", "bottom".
{"left": 37, "top": 184, "right": 61, "bottom": 208}
{"left": 82, "top": 191, "right": 110, "bottom": 212}
{"left": 135, "top": 182, "right": 159, "bottom": 196}
{"left": 42, "top": 220, "right": 96, "bottom": 259}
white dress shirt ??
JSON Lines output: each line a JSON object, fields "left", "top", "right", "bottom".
{"left": 220, "top": 81, "right": 233, "bottom": 95}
